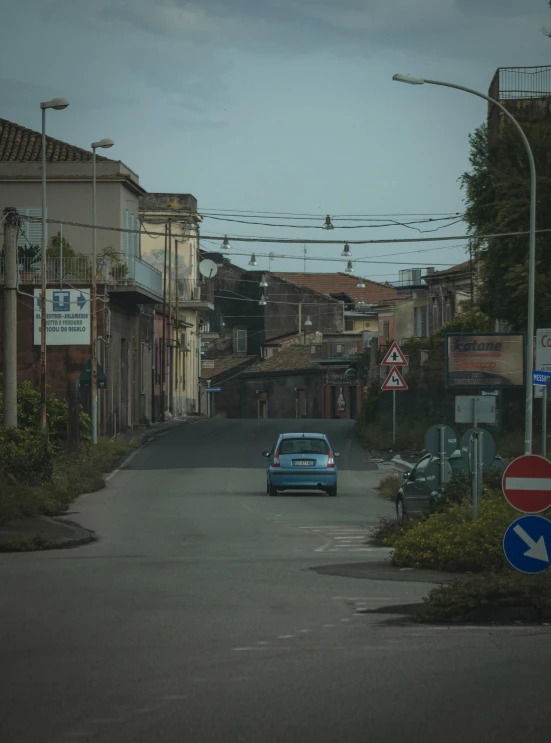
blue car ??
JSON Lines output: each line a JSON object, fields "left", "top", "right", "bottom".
{"left": 262, "top": 433, "right": 340, "bottom": 497}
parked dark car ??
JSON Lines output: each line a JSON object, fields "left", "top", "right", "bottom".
{"left": 396, "top": 450, "right": 506, "bottom": 520}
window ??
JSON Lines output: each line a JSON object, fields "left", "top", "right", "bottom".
{"left": 123, "top": 210, "right": 140, "bottom": 260}
{"left": 279, "top": 438, "right": 328, "bottom": 455}
{"left": 445, "top": 299, "right": 453, "bottom": 323}
{"left": 432, "top": 304, "right": 439, "bottom": 331}
{"left": 16, "top": 207, "right": 43, "bottom": 254}
{"left": 236, "top": 329, "right": 247, "bottom": 354}
{"left": 345, "top": 318, "right": 354, "bottom": 331}
{"left": 414, "top": 306, "right": 428, "bottom": 338}
{"left": 383, "top": 322, "right": 390, "bottom": 343}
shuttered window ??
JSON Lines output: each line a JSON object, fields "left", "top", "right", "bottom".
{"left": 16, "top": 207, "right": 44, "bottom": 254}
{"left": 123, "top": 210, "right": 140, "bottom": 259}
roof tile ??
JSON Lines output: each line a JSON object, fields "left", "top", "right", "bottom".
{"left": 0, "top": 118, "right": 111, "bottom": 163}
{"left": 276, "top": 272, "right": 397, "bottom": 305}
{"left": 245, "top": 345, "right": 318, "bottom": 374}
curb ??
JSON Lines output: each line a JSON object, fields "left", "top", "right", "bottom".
{"left": 0, "top": 517, "right": 96, "bottom": 553}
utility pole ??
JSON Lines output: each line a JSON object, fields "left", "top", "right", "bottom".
{"left": 161, "top": 225, "right": 168, "bottom": 421}
{"left": 174, "top": 235, "right": 180, "bottom": 411}
{"left": 3, "top": 207, "right": 19, "bottom": 428}
{"left": 167, "top": 219, "right": 173, "bottom": 416}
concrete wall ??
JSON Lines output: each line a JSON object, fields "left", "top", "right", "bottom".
{"left": 237, "top": 372, "right": 323, "bottom": 419}
{"left": 0, "top": 162, "right": 142, "bottom": 257}
{"left": 0, "top": 285, "right": 153, "bottom": 435}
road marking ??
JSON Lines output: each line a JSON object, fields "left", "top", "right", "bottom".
{"left": 161, "top": 695, "right": 188, "bottom": 701}
{"left": 277, "top": 634, "right": 294, "bottom": 639}
{"left": 233, "top": 647, "right": 255, "bottom": 651}
{"left": 340, "top": 618, "right": 350, "bottom": 623}
{"left": 322, "top": 624, "right": 335, "bottom": 627}
{"left": 257, "top": 641, "right": 268, "bottom": 645}
{"left": 297, "top": 629, "right": 311, "bottom": 633}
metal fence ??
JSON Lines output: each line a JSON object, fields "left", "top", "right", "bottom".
{"left": 0, "top": 255, "right": 162, "bottom": 298}
{"left": 491, "top": 65, "right": 551, "bottom": 100}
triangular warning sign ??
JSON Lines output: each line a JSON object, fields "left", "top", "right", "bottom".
{"left": 381, "top": 341, "right": 408, "bottom": 367}
{"left": 381, "top": 366, "right": 408, "bottom": 391}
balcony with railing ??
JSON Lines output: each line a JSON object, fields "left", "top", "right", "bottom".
{"left": 489, "top": 65, "right": 551, "bottom": 100}
{"left": 488, "top": 65, "right": 551, "bottom": 133}
{"left": 0, "top": 254, "right": 163, "bottom": 301}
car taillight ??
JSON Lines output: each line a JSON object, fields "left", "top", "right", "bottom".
{"left": 327, "top": 451, "right": 335, "bottom": 468}
{"left": 273, "top": 450, "right": 280, "bottom": 467}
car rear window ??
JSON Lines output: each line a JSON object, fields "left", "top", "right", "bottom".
{"left": 279, "top": 438, "right": 328, "bottom": 455}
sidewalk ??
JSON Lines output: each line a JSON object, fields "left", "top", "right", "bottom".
{"left": 0, "top": 414, "right": 204, "bottom": 552}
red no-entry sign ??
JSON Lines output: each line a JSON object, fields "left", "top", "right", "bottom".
{"left": 502, "top": 455, "right": 551, "bottom": 513}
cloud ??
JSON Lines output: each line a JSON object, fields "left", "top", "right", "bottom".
{"left": 42, "top": 0, "right": 551, "bottom": 61}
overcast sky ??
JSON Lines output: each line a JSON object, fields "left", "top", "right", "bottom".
{"left": 2, "top": 0, "right": 550, "bottom": 281}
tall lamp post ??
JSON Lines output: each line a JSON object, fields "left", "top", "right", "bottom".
{"left": 393, "top": 74, "right": 537, "bottom": 454}
{"left": 91, "top": 138, "right": 115, "bottom": 444}
{"left": 39, "top": 97, "right": 69, "bottom": 430}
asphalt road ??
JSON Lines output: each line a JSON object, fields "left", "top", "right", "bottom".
{"left": 1, "top": 419, "right": 551, "bottom": 743}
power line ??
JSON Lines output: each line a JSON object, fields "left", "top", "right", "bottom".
{"left": 202, "top": 214, "right": 464, "bottom": 232}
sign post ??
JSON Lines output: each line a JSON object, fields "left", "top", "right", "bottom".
{"left": 381, "top": 342, "right": 408, "bottom": 446}
{"left": 502, "top": 454, "right": 551, "bottom": 573}
{"left": 425, "top": 423, "right": 457, "bottom": 488}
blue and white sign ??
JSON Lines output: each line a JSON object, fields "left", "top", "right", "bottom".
{"left": 34, "top": 288, "right": 90, "bottom": 346}
{"left": 533, "top": 370, "right": 551, "bottom": 386}
{"left": 205, "top": 387, "right": 222, "bottom": 393}
{"left": 503, "top": 515, "right": 551, "bottom": 574}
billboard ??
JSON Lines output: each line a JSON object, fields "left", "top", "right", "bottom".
{"left": 446, "top": 333, "right": 524, "bottom": 388}
{"left": 34, "top": 289, "right": 91, "bottom": 346}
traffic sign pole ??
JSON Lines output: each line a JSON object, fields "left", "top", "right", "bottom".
{"left": 543, "top": 385, "right": 547, "bottom": 458}
{"left": 439, "top": 425, "right": 445, "bottom": 490}
{"left": 392, "top": 390, "right": 396, "bottom": 447}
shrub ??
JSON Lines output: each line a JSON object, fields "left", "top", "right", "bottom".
{"left": 420, "top": 572, "right": 551, "bottom": 623}
{"left": 377, "top": 473, "right": 403, "bottom": 501}
{"left": 370, "top": 515, "right": 413, "bottom": 546}
{"left": 357, "top": 414, "right": 430, "bottom": 451}
{"left": 0, "top": 428, "right": 56, "bottom": 484}
{"left": 392, "top": 487, "right": 526, "bottom": 573}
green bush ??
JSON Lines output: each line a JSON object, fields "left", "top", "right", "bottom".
{"left": 392, "top": 487, "right": 526, "bottom": 573}
{"left": 0, "top": 428, "right": 56, "bottom": 484}
{"left": 370, "top": 515, "right": 413, "bottom": 546}
{"left": 377, "top": 473, "right": 403, "bottom": 501}
{"left": 420, "top": 572, "right": 551, "bottom": 623}
{"left": 0, "top": 438, "right": 132, "bottom": 526}
{"left": 357, "top": 414, "right": 430, "bottom": 451}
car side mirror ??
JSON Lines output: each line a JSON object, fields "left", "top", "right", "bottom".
{"left": 262, "top": 451, "right": 271, "bottom": 458}
{"left": 333, "top": 452, "right": 340, "bottom": 458}
{"left": 403, "top": 471, "right": 412, "bottom": 481}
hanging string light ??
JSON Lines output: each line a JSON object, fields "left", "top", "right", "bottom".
{"left": 248, "top": 253, "right": 258, "bottom": 266}
{"left": 341, "top": 242, "right": 351, "bottom": 257}
{"left": 221, "top": 235, "right": 230, "bottom": 249}
{"left": 259, "top": 294, "right": 267, "bottom": 306}
{"left": 356, "top": 277, "right": 366, "bottom": 288}
{"left": 345, "top": 260, "right": 354, "bottom": 273}
{"left": 322, "top": 215, "right": 334, "bottom": 230}
{"left": 259, "top": 274, "right": 268, "bottom": 288}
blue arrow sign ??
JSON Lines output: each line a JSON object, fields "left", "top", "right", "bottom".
{"left": 503, "top": 515, "right": 551, "bottom": 574}
{"left": 205, "top": 388, "right": 222, "bottom": 393}
{"left": 77, "top": 293, "right": 88, "bottom": 310}
{"left": 533, "top": 370, "right": 551, "bottom": 386}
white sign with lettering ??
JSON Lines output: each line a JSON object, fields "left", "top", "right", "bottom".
{"left": 536, "top": 329, "right": 551, "bottom": 372}
{"left": 33, "top": 288, "right": 91, "bottom": 346}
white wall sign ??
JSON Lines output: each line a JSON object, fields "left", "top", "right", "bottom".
{"left": 33, "top": 289, "right": 91, "bottom": 346}
{"left": 536, "top": 329, "right": 551, "bottom": 372}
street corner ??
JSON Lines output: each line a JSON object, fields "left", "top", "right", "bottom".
{"left": 0, "top": 515, "right": 96, "bottom": 553}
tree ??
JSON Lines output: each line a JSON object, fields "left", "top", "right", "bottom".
{"left": 460, "top": 122, "right": 551, "bottom": 330}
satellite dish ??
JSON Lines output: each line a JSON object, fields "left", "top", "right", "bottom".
{"left": 199, "top": 259, "right": 218, "bottom": 279}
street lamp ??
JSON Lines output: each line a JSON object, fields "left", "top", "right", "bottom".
{"left": 39, "top": 97, "right": 69, "bottom": 430}
{"left": 221, "top": 235, "right": 230, "bottom": 249}
{"left": 322, "top": 215, "right": 334, "bottom": 230}
{"left": 345, "top": 260, "right": 354, "bottom": 274}
{"left": 90, "top": 138, "right": 114, "bottom": 444}
{"left": 303, "top": 314, "right": 313, "bottom": 345}
{"left": 393, "top": 73, "right": 537, "bottom": 454}
{"left": 341, "top": 242, "right": 351, "bottom": 258}
{"left": 357, "top": 278, "right": 366, "bottom": 289}
{"left": 248, "top": 253, "right": 258, "bottom": 267}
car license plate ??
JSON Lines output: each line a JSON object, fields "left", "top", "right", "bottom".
{"left": 294, "top": 460, "right": 314, "bottom": 466}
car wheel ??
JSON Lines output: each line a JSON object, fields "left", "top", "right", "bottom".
{"left": 327, "top": 485, "right": 337, "bottom": 497}
{"left": 266, "top": 479, "right": 270, "bottom": 494}
{"left": 268, "top": 481, "right": 278, "bottom": 497}
{"left": 396, "top": 495, "right": 406, "bottom": 521}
